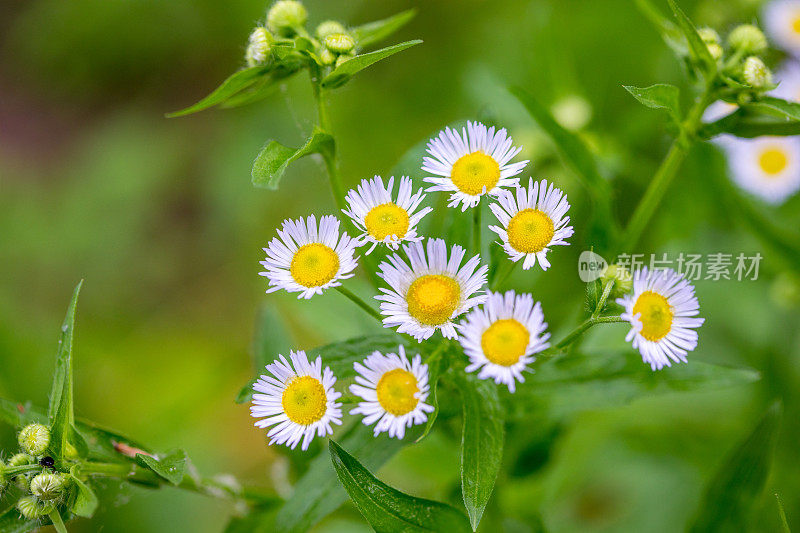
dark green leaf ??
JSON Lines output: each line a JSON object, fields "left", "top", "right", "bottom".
{"left": 329, "top": 440, "right": 471, "bottom": 533}
{"left": 624, "top": 84, "right": 682, "bottom": 122}
{"left": 351, "top": 10, "right": 417, "bottom": 49}
{"left": 251, "top": 127, "right": 334, "bottom": 190}
{"left": 666, "top": 0, "right": 716, "bottom": 75}
{"left": 689, "top": 403, "right": 781, "bottom": 532}
{"left": 48, "top": 281, "right": 83, "bottom": 461}
{"left": 166, "top": 67, "right": 269, "bottom": 117}
{"left": 749, "top": 96, "right": 800, "bottom": 121}
{"left": 699, "top": 108, "right": 800, "bottom": 139}
{"left": 68, "top": 472, "right": 99, "bottom": 518}
{"left": 135, "top": 449, "right": 188, "bottom": 485}
{"left": 321, "top": 40, "right": 422, "bottom": 89}
{"left": 453, "top": 373, "right": 504, "bottom": 530}
{"left": 776, "top": 493, "right": 791, "bottom": 533}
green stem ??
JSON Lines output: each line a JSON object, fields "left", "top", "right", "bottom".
{"left": 554, "top": 315, "right": 626, "bottom": 351}
{"left": 334, "top": 285, "right": 383, "bottom": 323}
{"left": 311, "top": 69, "right": 346, "bottom": 215}
{"left": 49, "top": 511, "right": 68, "bottom": 533}
{"left": 472, "top": 201, "right": 482, "bottom": 256}
{"left": 592, "top": 280, "right": 615, "bottom": 319}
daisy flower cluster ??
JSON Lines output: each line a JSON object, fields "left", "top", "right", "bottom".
{"left": 249, "top": 121, "right": 705, "bottom": 450}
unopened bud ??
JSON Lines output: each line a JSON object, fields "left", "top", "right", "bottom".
{"left": 16, "top": 495, "right": 54, "bottom": 520}
{"left": 8, "top": 453, "right": 33, "bottom": 468}
{"left": 267, "top": 1, "right": 308, "bottom": 36}
{"left": 0, "top": 460, "right": 6, "bottom": 492}
{"left": 728, "top": 24, "right": 768, "bottom": 55}
{"left": 319, "top": 48, "right": 336, "bottom": 66}
{"left": 18, "top": 423, "right": 50, "bottom": 456}
{"left": 601, "top": 264, "right": 633, "bottom": 294}
{"left": 707, "top": 43, "right": 723, "bottom": 60}
{"left": 324, "top": 33, "right": 355, "bottom": 54}
{"left": 245, "top": 27, "right": 273, "bottom": 67}
{"left": 316, "top": 20, "right": 347, "bottom": 40}
{"left": 743, "top": 56, "right": 772, "bottom": 88}
{"left": 698, "top": 27, "right": 720, "bottom": 45}
{"left": 30, "top": 473, "right": 64, "bottom": 501}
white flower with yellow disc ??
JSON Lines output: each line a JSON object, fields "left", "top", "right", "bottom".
{"left": 617, "top": 268, "right": 704, "bottom": 371}
{"left": 376, "top": 238, "right": 488, "bottom": 341}
{"left": 260, "top": 215, "right": 358, "bottom": 299}
{"left": 349, "top": 346, "right": 434, "bottom": 439}
{"left": 764, "top": 0, "right": 800, "bottom": 56}
{"left": 342, "top": 176, "right": 432, "bottom": 254}
{"left": 717, "top": 135, "right": 800, "bottom": 204}
{"left": 489, "top": 178, "right": 573, "bottom": 271}
{"left": 250, "top": 350, "right": 342, "bottom": 451}
{"left": 457, "top": 290, "right": 550, "bottom": 392}
{"left": 422, "top": 121, "right": 528, "bottom": 211}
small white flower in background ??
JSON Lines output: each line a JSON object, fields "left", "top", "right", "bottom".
{"left": 376, "top": 238, "right": 488, "bottom": 341}
{"left": 489, "top": 178, "right": 574, "bottom": 271}
{"left": 259, "top": 215, "right": 358, "bottom": 299}
{"left": 422, "top": 121, "right": 528, "bottom": 211}
{"left": 457, "top": 290, "right": 550, "bottom": 392}
{"left": 250, "top": 351, "right": 342, "bottom": 451}
{"left": 716, "top": 135, "right": 800, "bottom": 204}
{"left": 245, "top": 27, "right": 272, "bottom": 67}
{"left": 349, "top": 346, "right": 434, "bottom": 439}
{"left": 617, "top": 267, "right": 705, "bottom": 371}
{"left": 771, "top": 61, "right": 800, "bottom": 102}
{"left": 342, "top": 176, "right": 432, "bottom": 254}
{"left": 702, "top": 100, "right": 739, "bottom": 123}
{"left": 763, "top": 0, "right": 800, "bottom": 56}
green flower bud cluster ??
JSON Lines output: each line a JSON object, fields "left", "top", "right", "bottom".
{"left": 698, "top": 24, "right": 773, "bottom": 94}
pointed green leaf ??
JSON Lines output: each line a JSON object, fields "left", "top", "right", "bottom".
{"left": 624, "top": 84, "right": 682, "bottom": 122}
{"left": 453, "top": 373, "right": 504, "bottom": 530}
{"left": 699, "top": 108, "right": 800, "bottom": 138}
{"left": 48, "top": 281, "right": 83, "bottom": 461}
{"left": 166, "top": 67, "right": 269, "bottom": 117}
{"left": 351, "top": 9, "right": 417, "bottom": 49}
{"left": 689, "top": 403, "right": 781, "bottom": 532}
{"left": 135, "top": 449, "right": 188, "bottom": 485}
{"left": 251, "top": 128, "right": 334, "bottom": 190}
{"left": 749, "top": 96, "right": 800, "bottom": 121}
{"left": 666, "top": 0, "right": 716, "bottom": 75}
{"left": 321, "top": 40, "right": 422, "bottom": 89}
{"left": 329, "top": 440, "right": 472, "bottom": 533}
{"left": 68, "top": 472, "right": 99, "bottom": 518}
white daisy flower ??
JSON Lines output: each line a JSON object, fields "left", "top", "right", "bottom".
{"left": 771, "top": 61, "right": 800, "bottom": 102}
{"left": 764, "top": 0, "right": 800, "bottom": 56}
{"left": 342, "top": 176, "right": 433, "bottom": 254}
{"left": 717, "top": 135, "right": 800, "bottom": 204}
{"left": 457, "top": 290, "right": 550, "bottom": 392}
{"left": 349, "top": 346, "right": 434, "bottom": 439}
{"left": 376, "top": 238, "right": 488, "bottom": 341}
{"left": 259, "top": 215, "right": 358, "bottom": 299}
{"left": 702, "top": 100, "right": 739, "bottom": 123}
{"left": 250, "top": 350, "right": 343, "bottom": 450}
{"left": 422, "top": 121, "right": 528, "bottom": 211}
{"left": 616, "top": 268, "right": 705, "bottom": 371}
{"left": 489, "top": 178, "right": 574, "bottom": 271}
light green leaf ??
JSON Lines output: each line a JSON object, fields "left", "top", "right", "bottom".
{"left": 624, "top": 84, "right": 682, "bottom": 122}
{"left": 48, "top": 281, "right": 83, "bottom": 461}
{"left": 749, "top": 96, "right": 800, "bottom": 121}
{"left": 251, "top": 127, "right": 334, "bottom": 190}
{"left": 166, "top": 66, "right": 269, "bottom": 117}
{"left": 666, "top": 0, "right": 716, "bottom": 75}
{"left": 68, "top": 472, "right": 99, "bottom": 518}
{"left": 351, "top": 9, "right": 417, "bottom": 49}
{"left": 329, "top": 440, "right": 472, "bottom": 533}
{"left": 135, "top": 449, "right": 188, "bottom": 485}
{"left": 321, "top": 40, "right": 422, "bottom": 89}
{"left": 454, "top": 373, "right": 504, "bottom": 530}
{"left": 689, "top": 403, "right": 781, "bottom": 532}
{"left": 776, "top": 493, "right": 791, "bottom": 533}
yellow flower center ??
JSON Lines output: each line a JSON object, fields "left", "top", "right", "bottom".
{"left": 632, "top": 290, "right": 673, "bottom": 342}
{"left": 451, "top": 151, "right": 501, "bottom": 195}
{"left": 481, "top": 319, "right": 530, "bottom": 366}
{"left": 364, "top": 203, "right": 410, "bottom": 241}
{"left": 281, "top": 375, "right": 327, "bottom": 425}
{"left": 406, "top": 274, "right": 461, "bottom": 325}
{"left": 506, "top": 209, "right": 555, "bottom": 253}
{"left": 758, "top": 148, "right": 788, "bottom": 176}
{"left": 376, "top": 368, "right": 420, "bottom": 416}
{"left": 792, "top": 15, "right": 800, "bottom": 35}
{"left": 290, "top": 243, "right": 339, "bottom": 287}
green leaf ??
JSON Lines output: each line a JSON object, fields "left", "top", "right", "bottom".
{"left": 274, "top": 423, "right": 413, "bottom": 533}
{"left": 776, "top": 493, "right": 791, "bottom": 533}
{"left": 666, "top": 0, "right": 716, "bottom": 76}
{"left": 251, "top": 127, "right": 334, "bottom": 190}
{"left": 689, "top": 403, "right": 781, "bottom": 532}
{"left": 453, "top": 373, "right": 504, "bottom": 530}
{"left": 414, "top": 346, "right": 450, "bottom": 443}
{"left": 623, "top": 84, "right": 682, "bottom": 122}
{"left": 0, "top": 508, "right": 38, "bottom": 533}
{"left": 351, "top": 9, "right": 417, "bottom": 49}
{"left": 48, "top": 281, "right": 83, "bottom": 461}
{"left": 135, "top": 449, "right": 188, "bottom": 485}
{"left": 329, "top": 440, "right": 472, "bottom": 533}
{"left": 321, "top": 40, "right": 422, "bottom": 89}
{"left": 166, "top": 67, "right": 268, "bottom": 117}
{"left": 699, "top": 108, "right": 800, "bottom": 139}
{"left": 748, "top": 96, "right": 800, "bottom": 121}
{"left": 68, "top": 472, "right": 99, "bottom": 518}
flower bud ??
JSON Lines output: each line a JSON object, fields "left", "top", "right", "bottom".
{"left": 552, "top": 95, "right": 592, "bottom": 131}
{"left": 267, "top": 1, "right": 308, "bottom": 36}
{"left": 324, "top": 33, "right": 355, "bottom": 54}
{"left": 728, "top": 24, "right": 768, "bottom": 55}
{"left": 30, "top": 473, "right": 64, "bottom": 501}
{"left": 707, "top": 43, "right": 723, "bottom": 60}
{"left": 698, "top": 27, "right": 720, "bottom": 45}
{"left": 601, "top": 264, "right": 633, "bottom": 294}
{"left": 743, "top": 56, "right": 772, "bottom": 88}
{"left": 245, "top": 27, "right": 273, "bottom": 67}
{"left": 316, "top": 20, "right": 347, "bottom": 40}
{"left": 319, "top": 48, "right": 336, "bottom": 66}
{"left": 14, "top": 474, "right": 30, "bottom": 493}
{"left": 0, "top": 460, "right": 7, "bottom": 492}
{"left": 18, "top": 423, "right": 50, "bottom": 456}
{"left": 16, "top": 495, "right": 54, "bottom": 520}
{"left": 8, "top": 453, "right": 34, "bottom": 467}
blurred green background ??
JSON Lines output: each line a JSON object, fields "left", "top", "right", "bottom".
{"left": 2, "top": 0, "right": 800, "bottom": 531}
